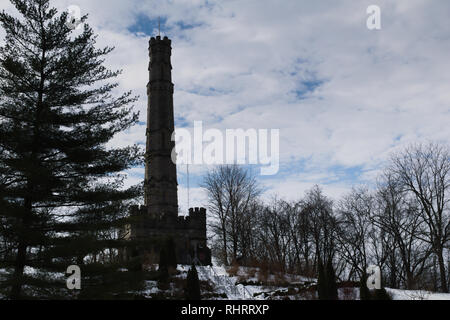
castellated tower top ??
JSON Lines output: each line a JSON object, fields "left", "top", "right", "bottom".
{"left": 149, "top": 35, "right": 171, "bottom": 45}
{"left": 148, "top": 36, "right": 173, "bottom": 83}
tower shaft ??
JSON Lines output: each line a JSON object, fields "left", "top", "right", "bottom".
{"left": 145, "top": 36, "right": 178, "bottom": 217}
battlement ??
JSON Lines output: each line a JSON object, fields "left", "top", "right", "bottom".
{"left": 129, "top": 205, "right": 206, "bottom": 233}
{"left": 177, "top": 207, "right": 207, "bottom": 230}
{"left": 149, "top": 36, "right": 172, "bottom": 47}
{"left": 189, "top": 207, "right": 207, "bottom": 217}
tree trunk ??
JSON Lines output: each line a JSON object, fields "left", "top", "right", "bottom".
{"left": 436, "top": 248, "right": 448, "bottom": 292}
{"left": 406, "top": 270, "right": 414, "bottom": 290}
{"left": 10, "top": 241, "right": 27, "bottom": 299}
{"left": 222, "top": 226, "right": 228, "bottom": 266}
{"left": 10, "top": 195, "right": 32, "bottom": 299}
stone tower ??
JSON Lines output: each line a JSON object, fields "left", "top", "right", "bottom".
{"left": 145, "top": 36, "right": 178, "bottom": 218}
{"left": 124, "top": 36, "right": 211, "bottom": 266}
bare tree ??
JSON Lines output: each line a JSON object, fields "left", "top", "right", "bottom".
{"left": 202, "top": 165, "right": 261, "bottom": 265}
{"left": 236, "top": 200, "right": 261, "bottom": 264}
{"left": 284, "top": 200, "right": 313, "bottom": 274}
{"left": 373, "top": 173, "right": 432, "bottom": 289}
{"left": 335, "top": 187, "right": 376, "bottom": 282}
{"left": 388, "top": 142, "right": 450, "bottom": 292}
{"left": 255, "top": 198, "right": 292, "bottom": 271}
{"left": 303, "top": 186, "right": 336, "bottom": 271}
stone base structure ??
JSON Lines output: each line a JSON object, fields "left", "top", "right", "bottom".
{"left": 128, "top": 206, "right": 211, "bottom": 266}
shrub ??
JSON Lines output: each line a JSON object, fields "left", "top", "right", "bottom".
{"left": 317, "top": 260, "right": 338, "bottom": 300}
{"left": 359, "top": 275, "right": 371, "bottom": 300}
{"left": 372, "top": 288, "right": 391, "bottom": 300}
{"left": 317, "top": 261, "right": 327, "bottom": 299}
{"left": 185, "top": 265, "right": 201, "bottom": 300}
{"left": 326, "top": 260, "right": 338, "bottom": 300}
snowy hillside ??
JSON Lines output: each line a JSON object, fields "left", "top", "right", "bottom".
{"left": 140, "top": 264, "right": 450, "bottom": 301}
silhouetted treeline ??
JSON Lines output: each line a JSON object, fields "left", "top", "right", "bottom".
{"left": 204, "top": 143, "right": 450, "bottom": 293}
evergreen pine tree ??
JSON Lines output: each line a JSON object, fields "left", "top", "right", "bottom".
{"left": 185, "top": 265, "right": 201, "bottom": 300}
{"left": 0, "top": 0, "right": 142, "bottom": 299}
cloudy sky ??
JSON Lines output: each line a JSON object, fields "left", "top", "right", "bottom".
{"left": 2, "top": 0, "right": 450, "bottom": 213}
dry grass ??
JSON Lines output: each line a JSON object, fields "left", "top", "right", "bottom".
{"left": 247, "top": 268, "right": 257, "bottom": 278}
{"left": 273, "top": 272, "right": 289, "bottom": 287}
{"left": 297, "top": 286, "right": 318, "bottom": 300}
{"left": 257, "top": 263, "right": 269, "bottom": 283}
{"left": 227, "top": 261, "right": 240, "bottom": 277}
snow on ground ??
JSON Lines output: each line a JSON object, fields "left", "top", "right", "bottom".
{"left": 176, "top": 264, "right": 317, "bottom": 300}
{"left": 174, "top": 265, "right": 450, "bottom": 300}
{"left": 197, "top": 265, "right": 254, "bottom": 300}
{"left": 141, "top": 281, "right": 160, "bottom": 296}
{"left": 2, "top": 264, "right": 450, "bottom": 300}
{"left": 386, "top": 288, "right": 450, "bottom": 300}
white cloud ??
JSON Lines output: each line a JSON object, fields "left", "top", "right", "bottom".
{"left": 2, "top": 0, "right": 449, "bottom": 206}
